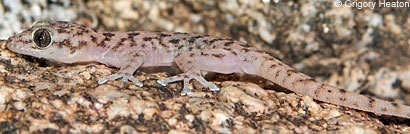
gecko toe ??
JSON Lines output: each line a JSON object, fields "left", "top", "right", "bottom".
{"left": 98, "top": 74, "right": 122, "bottom": 84}
{"left": 157, "top": 74, "right": 185, "bottom": 87}
{"left": 159, "top": 72, "right": 219, "bottom": 95}
{"left": 209, "top": 85, "right": 220, "bottom": 91}
{"left": 181, "top": 78, "right": 192, "bottom": 96}
{"left": 98, "top": 79, "right": 108, "bottom": 84}
{"left": 98, "top": 73, "right": 142, "bottom": 87}
{"left": 126, "top": 75, "right": 143, "bottom": 87}
{"left": 192, "top": 75, "right": 219, "bottom": 91}
{"left": 157, "top": 79, "right": 169, "bottom": 86}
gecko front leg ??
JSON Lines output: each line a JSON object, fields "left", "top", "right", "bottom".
{"left": 157, "top": 49, "right": 244, "bottom": 95}
{"left": 98, "top": 51, "right": 146, "bottom": 87}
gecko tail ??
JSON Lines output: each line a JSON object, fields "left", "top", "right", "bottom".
{"left": 252, "top": 53, "right": 410, "bottom": 119}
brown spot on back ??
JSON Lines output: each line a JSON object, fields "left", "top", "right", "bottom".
{"left": 128, "top": 32, "right": 140, "bottom": 37}
{"left": 327, "top": 89, "right": 332, "bottom": 93}
{"left": 128, "top": 36, "right": 136, "bottom": 47}
{"left": 90, "top": 35, "right": 97, "bottom": 43}
{"left": 103, "top": 32, "right": 115, "bottom": 37}
{"left": 212, "top": 54, "right": 225, "bottom": 58}
{"left": 97, "top": 41, "right": 106, "bottom": 48}
{"left": 78, "top": 40, "right": 87, "bottom": 49}
{"left": 169, "top": 39, "right": 180, "bottom": 44}
{"left": 111, "top": 38, "right": 127, "bottom": 51}
{"left": 175, "top": 32, "right": 188, "bottom": 35}
{"left": 240, "top": 43, "right": 251, "bottom": 47}
{"left": 224, "top": 41, "right": 234, "bottom": 46}
{"left": 57, "top": 29, "right": 68, "bottom": 33}
{"left": 58, "top": 39, "right": 71, "bottom": 48}
{"left": 75, "top": 31, "right": 84, "bottom": 36}
{"left": 231, "top": 51, "right": 238, "bottom": 56}
{"left": 223, "top": 48, "right": 231, "bottom": 51}
{"left": 242, "top": 48, "right": 250, "bottom": 52}
{"left": 158, "top": 33, "right": 171, "bottom": 37}
{"left": 209, "top": 38, "right": 223, "bottom": 44}
{"left": 143, "top": 37, "right": 152, "bottom": 41}
{"left": 339, "top": 89, "right": 346, "bottom": 94}
{"left": 177, "top": 44, "right": 184, "bottom": 50}
{"left": 132, "top": 52, "right": 142, "bottom": 57}
{"left": 381, "top": 108, "right": 387, "bottom": 111}
{"left": 70, "top": 47, "right": 78, "bottom": 54}
{"left": 188, "top": 38, "right": 196, "bottom": 43}
{"left": 157, "top": 38, "right": 166, "bottom": 47}
{"left": 340, "top": 97, "right": 347, "bottom": 101}
{"left": 256, "top": 50, "right": 264, "bottom": 53}
{"left": 200, "top": 52, "right": 209, "bottom": 56}
{"left": 121, "top": 38, "right": 127, "bottom": 42}
{"left": 191, "top": 35, "right": 203, "bottom": 39}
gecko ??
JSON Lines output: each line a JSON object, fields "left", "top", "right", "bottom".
{"left": 5, "top": 20, "right": 410, "bottom": 119}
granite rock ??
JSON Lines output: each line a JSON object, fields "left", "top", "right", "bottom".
{"left": 0, "top": 0, "right": 409, "bottom": 133}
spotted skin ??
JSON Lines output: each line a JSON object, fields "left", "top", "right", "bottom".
{"left": 5, "top": 20, "right": 410, "bottom": 119}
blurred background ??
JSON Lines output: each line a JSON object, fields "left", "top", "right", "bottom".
{"left": 1, "top": 0, "right": 410, "bottom": 104}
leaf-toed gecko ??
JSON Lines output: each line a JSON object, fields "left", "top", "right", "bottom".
{"left": 5, "top": 20, "right": 410, "bottom": 119}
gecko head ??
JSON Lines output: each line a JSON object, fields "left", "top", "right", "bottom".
{"left": 7, "top": 20, "right": 91, "bottom": 63}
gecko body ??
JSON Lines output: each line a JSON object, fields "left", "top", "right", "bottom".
{"left": 6, "top": 20, "right": 410, "bottom": 118}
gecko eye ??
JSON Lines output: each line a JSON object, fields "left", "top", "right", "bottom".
{"left": 32, "top": 28, "right": 52, "bottom": 49}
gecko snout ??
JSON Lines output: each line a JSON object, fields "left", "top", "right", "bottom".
{"left": 5, "top": 34, "right": 35, "bottom": 55}
{"left": 5, "top": 36, "right": 16, "bottom": 50}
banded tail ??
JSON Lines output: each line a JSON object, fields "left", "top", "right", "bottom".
{"left": 246, "top": 51, "right": 410, "bottom": 118}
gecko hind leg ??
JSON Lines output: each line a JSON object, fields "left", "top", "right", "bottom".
{"left": 157, "top": 49, "right": 241, "bottom": 96}
{"left": 157, "top": 72, "right": 219, "bottom": 95}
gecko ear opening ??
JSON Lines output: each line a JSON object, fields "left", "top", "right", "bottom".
{"left": 32, "top": 28, "right": 53, "bottom": 49}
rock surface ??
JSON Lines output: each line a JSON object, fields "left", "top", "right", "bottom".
{"left": 0, "top": 0, "right": 409, "bottom": 133}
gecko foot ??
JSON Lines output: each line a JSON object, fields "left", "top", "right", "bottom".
{"left": 98, "top": 73, "right": 143, "bottom": 87}
{"left": 157, "top": 72, "right": 219, "bottom": 96}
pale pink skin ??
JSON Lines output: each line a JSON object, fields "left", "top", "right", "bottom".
{"left": 6, "top": 20, "right": 410, "bottom": 118}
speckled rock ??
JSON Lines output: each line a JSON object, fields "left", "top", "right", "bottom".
{"left": 0, "top": 0, "right": 409, "bottom": 133}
